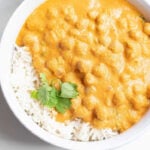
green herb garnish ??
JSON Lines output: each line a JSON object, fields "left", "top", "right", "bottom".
{"left": 60, "top": 82, "right": 79, "bottom": 98}
{"left": 31, "top": 73, "right": 79, "bottom": 113}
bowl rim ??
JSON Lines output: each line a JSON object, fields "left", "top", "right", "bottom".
{"left": 1, "top": 0, "right": 150, "bottom": 149}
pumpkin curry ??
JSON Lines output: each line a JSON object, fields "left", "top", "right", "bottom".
{"left": 16, "top": 0, "right": 150, "bottom": 132}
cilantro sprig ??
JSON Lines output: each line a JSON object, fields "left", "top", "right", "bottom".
{"left": 31, "top": 73, "right": 79, "bottom": 113}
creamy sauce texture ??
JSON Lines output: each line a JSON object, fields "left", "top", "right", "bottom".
{"left": 17, "top": 0, "right": 150, "bottom": 132}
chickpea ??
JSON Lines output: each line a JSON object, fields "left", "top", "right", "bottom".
{"left": 84, "top": 73, "right": 97, "bottom": 85}
{"left": 60, "top": 20, "right": 70, "bottom": 31}
{"left": 46, "top": 58, "right": 56, "bottom": 71}
{"left": 65, "top": 14, "right": 78, "bottom": 25}
{"left": 74, "top": 105, "right": 92, "bottom": 122}
{"left": 133, "top": 83, "right": 146, "bottom": 95}
{"left": 142, "top": 44, "right": 150, "bottom": 57}
{"left": 47, "top": 18, "right": 70, "bottom": 31}
{"left": 129, "top": 30, "right": 143, "bottom": 40}
{"left": 23, "top": 33, "right": 41, "bottom": 53}
{"left": 96, "top": 24, "right": 105, "bottom": 33}
{"left": 144, "top": 23, "right": 150, "bottom": 35}
{"left": 71, "top": 56, "right": 79, "bottom": 68}
{"left": 40, "top": 46, "right": 50, "bottom": 57}
{"left": 57, "top": 57, "right": 65, "bottom": 65}
{"left": 95, "top": 105, "right": 114, "bottom": 121}
{"left": 117, "top": 18, "right": 128, "bottom": 30}
{"left": 69, "top": 28, "right": 81, "bottom": 37}
{"left": 88, "top": 9, "right": 99, "bottom": 20}
{"left": 126, "top": 64, "right": 142, "bottom": 77}
{"left": 63, "top": 5, "right": 75, "bottom": 16}
{"left": 86, "top": 32, "right": 95, "bottom": 44}
{"left": 98, "top": 35, "right": 112, "bottom": 47}
{"left": 78, "top": 31, "right": 94, "bottom": 44}
{"left": 46, "top": 57, "right": 65, "bottom": 78}
{"left": 26, "top": 15, "right": 45, "bottom": 32}
{"left": 117, "top": 104, "right": 130, "bottom": 117}
{"left": 63, "top": 6, "right": 78, "bottom": 24}
{"left": 71, "top": 97, "right": 82, "bottom": 109}
{"left": 55, "top": 28, "right": 66, "bottom": 39}
{"left": 23, "top": 33, "right": 39, "bottom": 46}
{"left": 109, "top": 40, "right": 124, "bottom": 53}
{"left": 104, "top": 97, "right": 113, "bottom": 107}
{"left": 76, "top": 60, "right": 93, "bottom": 74}
{"left": 54, "top": 68, "right": 66, "bottom": 78}
{"left": 61, "top": 51, "right": 73, "bottom": 64}
{"left": 88, "top": 0, "right": 100, "bottom": 10}
{"left": 63, "top": 72, "right": 77, "bottom": 81}
{"left": 132, "top": 95, "right": 149, "bottom": 110}
{"left": 44, "top": 31, "right": 59, "bottom": 45}
{"left": 47, "top": 19, "right": 67, "bottom": 34}
{"left": 128, "top": 109, "right": 140, "bottom": 123}
{"left": 91, "top": 45, "right": 106, "bottom": 57}
{"left": 106, "top": 53, "right": 124, "bottom": 73}
{"left": 33, "top": 55, "right": 45, "bottom": 69}
{"left": 47, "top": 29, "right": 66, "bottom": 45}
{"left": 113, "top": 91, "right": 127, "bottom": 106}
{"left": 59, "top": 37, "right": 75, "bottom": 50}
{"left": 88, "top": 21, "right": 96, "bottom": 31}
{"left": 116, "top": 114, "right": 131, "bottom": 132}
{"left": 46, "top": 8, "right": 58, "bottom": 19}
{"left": 92, "top": 119, "right": 105, "bottom": 129}
{"left": 32, "top": 43, "right": 41, "bottom": 54}
{"left": 78, "top": 84, "right": 85, "bottom": 95}
{"left": 96, "top": 24, "right": 109, "bottom": 35}
{"left": 128, "top": 16, "right": 142, "bottom": 30}
{"left": 83, "top": 95, "right": 99, "bottom": 110}
{"left": 85, "top": 85, "right": 97, "bottom": 95}
{"left": 93, "top": 63, "right": 110, "bottom": 79}
{"left": 125, "top": 40, "right": 141, "bottom": 59}
{"left": 76, "top": 19, "right": 90, "bottom": 30}
{"left": 126, "top": 47, "right": 141, "bottom": 59}
{"left": 125, "top": 85, "right": 134, "bottom": 100}
{"left": 46, "top": 20, "right": 58, "bottom": 30}
{"left": 75, "top": 40, "right": 89, "bottom": 56}
{"left": 120, "top": 74, "right": 130, "bottom": 82}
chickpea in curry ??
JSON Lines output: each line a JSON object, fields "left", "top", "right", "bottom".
{"left": 16, "top": 0, "right": 150, "bottom": 132}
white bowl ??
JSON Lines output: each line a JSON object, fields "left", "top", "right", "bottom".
{"left": 0, "top": 0, "right": 150, "bottom": 149}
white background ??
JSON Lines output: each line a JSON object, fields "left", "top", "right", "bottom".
{"left": 0, "top": 0, "right": 150, "bottom": 149}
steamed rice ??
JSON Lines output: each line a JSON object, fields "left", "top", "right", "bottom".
{"left": 10, "top": 45, "right": 118, "bottom": 141}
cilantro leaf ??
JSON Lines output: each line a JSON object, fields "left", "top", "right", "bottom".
{"left": 40, "top": 73, "right": 48, "bottom": 85}
{"left": 47, "top": 87, "right": 59, "bottom": 108}
{"left": 55, "top": 98, "right": 71, "bottom": 113}
{"left": 60, "top": 82, "right": 79, "bottom": 98}
{"left": 37, "top": 85, "right": 50, "bottom": 105}
{"left": 37, "top": 85, "right": 58, "bottom": 108}
{"left": 31, "top": 90, "right": 38, "bottom": 99}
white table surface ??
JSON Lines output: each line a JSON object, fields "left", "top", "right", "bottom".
{"left": 0, "top": 0, "right": 150, "bottom": 150}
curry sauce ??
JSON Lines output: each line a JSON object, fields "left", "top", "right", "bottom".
{"left": 16, "top": 0, "right": 150, "bottom": 132}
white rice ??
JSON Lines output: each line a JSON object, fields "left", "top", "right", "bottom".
{"left": 10, "top": 45, "right": 118, "bottom": 141}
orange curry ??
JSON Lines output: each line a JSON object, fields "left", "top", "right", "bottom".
{"left": 16, "top": 0, "right": 150, "bottom": 132}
